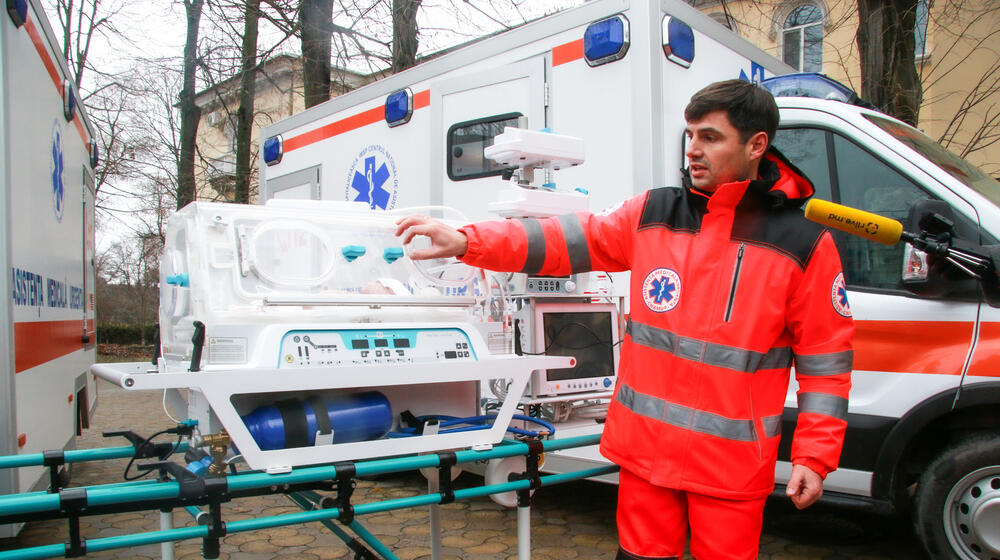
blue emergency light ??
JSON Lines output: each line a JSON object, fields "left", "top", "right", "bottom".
{"left": 263, "top": 135, "right": 283, "bottom": 166}
{"left": 662, "top": 16, "right": 695, "bottom": 68}
{"left": 584, "top": 15, "right": 630, "bottom": 67}
{"left": 760, "top": 73, "right": 874, "bottom": 108}
{"left": 63, "top": 80, "right": 77, "bottom": 121}
{"left": 89, "top": 139, "right": 100, "bottom": 168}
{"left": 7, "top": 0, "right": 27, "bottom": 27}
{"left": 384, "top": 88, "right": 413, "bottom": 127}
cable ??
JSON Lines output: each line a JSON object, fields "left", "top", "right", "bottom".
{"left": 122, "top": 429, "right": 183, "bottom": 481}
{"left": 162, "top": 389, "right": 183, "bottom": 424}
{"left": 517, "top": 320, "right": 624, "bottom": 356}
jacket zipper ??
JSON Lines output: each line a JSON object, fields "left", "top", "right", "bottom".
{"left": 724, "top": 243, "right": 745, "bottom": 322}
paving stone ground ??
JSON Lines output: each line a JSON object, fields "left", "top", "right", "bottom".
{"left": 2, "top": 379, "right": 927, "bottom": 559}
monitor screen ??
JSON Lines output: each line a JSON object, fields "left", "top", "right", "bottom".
{"left": 528, "top": 302, "right": 620, "bottom": 397}
{"left": 542, "top": 311, "right": 616, "bottom": 381}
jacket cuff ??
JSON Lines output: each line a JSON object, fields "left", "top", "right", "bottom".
{"left": 792, "top": 457, "right": 832, "bottom": 479}
{"left": 457, "top": 226, "right": 476, "bottom": 260}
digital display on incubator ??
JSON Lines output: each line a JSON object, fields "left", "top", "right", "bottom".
{"left": 393, "top": 339, "right": 411, "bottom": 348}
{"left": 351, "top": 339, "right": 369, "bottom": 350}
{"left": 374, "top": 339, "right": 389, "bottom": 347}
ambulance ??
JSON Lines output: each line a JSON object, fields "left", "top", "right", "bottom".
{"left": 0, "top": 0, "right": 99, "bottom": 536}
{"left": 257, "top": 0, "right": 1000, "bottom": 557}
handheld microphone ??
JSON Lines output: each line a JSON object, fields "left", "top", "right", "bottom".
{"left": 803, "top": 199, "right": 904, "bottom": 245}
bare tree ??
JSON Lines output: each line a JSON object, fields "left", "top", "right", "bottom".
{"left": 392, "top": 0, "right": 421, "bottom": 72}
{"left": 177, "top": 0, "right": 206, "bottom": 209}
{"left": 233, "top": 0, "right": 262, "bottom": 203}
{"left": 856, "top": 0, "right": 922, "bottom": 126}
{"left": 301, "top": 0, "right": 334, "bottom": 108}
{"left": 50, "top": 0, "right": 129, "bottom": 87}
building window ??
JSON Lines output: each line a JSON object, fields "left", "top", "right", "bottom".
{"left": 782, "top": 4, "right": 823, "bottom": 72}
{"left": 915, "top": 0, "right": 929, "bottom": 58}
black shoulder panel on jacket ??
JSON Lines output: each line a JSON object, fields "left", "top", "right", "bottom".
{"left": 637, "top": 187, "right": 708, "bottom": 233}
{"left": 731, "top": 193, "right": 828, "bottom": 270}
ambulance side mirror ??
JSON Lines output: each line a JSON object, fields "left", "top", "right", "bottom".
{"left": 901, "top": 199, "right": 956, "bottom": 298}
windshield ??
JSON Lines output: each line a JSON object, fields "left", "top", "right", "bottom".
{"left": 864, "top": 113, "right": 1000, "bottom": 207}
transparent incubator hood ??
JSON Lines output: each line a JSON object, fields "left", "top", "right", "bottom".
{"left": 158, "top": 200, "right": 495, "bottom": 359}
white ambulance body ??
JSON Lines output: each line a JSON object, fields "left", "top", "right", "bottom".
{"left": 259, "top": 0, "right": 1000, "bottom": 557}
{"left": 0, "top": 0, "right": 99, "bottom": 535}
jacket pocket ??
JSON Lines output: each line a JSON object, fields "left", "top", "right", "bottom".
{"left": 723, "top": 243, "right": 745, "bottom": 322}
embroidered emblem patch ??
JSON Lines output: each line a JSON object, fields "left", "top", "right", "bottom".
{"left": 642, "top": 268, "right": 681, "bottom": 312}
{"left": 831, "top": 272, "right": 851, "bottom": 317}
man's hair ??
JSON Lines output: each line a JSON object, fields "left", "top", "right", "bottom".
{"left": 684, "top": 79, "right": 779, "bottom": 146}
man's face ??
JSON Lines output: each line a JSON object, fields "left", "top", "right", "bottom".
{"left": 684, "top": 110, "right": 762, "bottom": 192}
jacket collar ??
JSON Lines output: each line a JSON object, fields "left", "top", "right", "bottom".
{"left": 680, "top": 147, "right": 815, "bottom": 209}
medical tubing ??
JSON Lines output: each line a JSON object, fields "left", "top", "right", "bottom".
{"left": 0, "top": 463, "right": 617, "bottom": 560}
{"left": 388, "top": 414, "right": 556, "bottom": 438}
{"left": 0, "top": 435, "right": 600, "bottom": 520}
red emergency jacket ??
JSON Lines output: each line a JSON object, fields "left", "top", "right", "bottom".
{"left": 459, "top": 151, "right": 854, "bottom": 500}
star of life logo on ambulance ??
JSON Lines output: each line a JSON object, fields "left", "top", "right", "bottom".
{"left": 831, "top": 272, "right": 851, "bottom": 317}
{"left": 642, "top": 268, "right": 681, "bottom": 312}
{"left": 345, "top": 145, "right": 399, "bottom": 211}
{"left": 50, "top": 120, "right": 65, "bottom": 223}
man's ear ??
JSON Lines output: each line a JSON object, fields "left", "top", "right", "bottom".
{"left": 747, "top": 131, "right": 769, "bottom": 161}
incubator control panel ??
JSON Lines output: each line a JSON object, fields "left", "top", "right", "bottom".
{"left": 278, "top": 328, "right": 477, "bottom": 368}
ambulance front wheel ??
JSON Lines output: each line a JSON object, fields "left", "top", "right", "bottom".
{"left": 913, "top": 433, "right": 1000, "bottom": 560}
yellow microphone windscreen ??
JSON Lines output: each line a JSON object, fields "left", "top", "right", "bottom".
{"left": 804, "top": 199, "right": 904, "bottom": 245}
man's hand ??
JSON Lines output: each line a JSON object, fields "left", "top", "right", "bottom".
{"left": 394, "top": 215, "right": 469, "bottom": 260}
{"left": 785, "top": 464, "right": 823, "bottom": 509}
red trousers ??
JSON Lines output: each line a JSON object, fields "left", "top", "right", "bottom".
{"left": 616, "top": 468, "right": 767, "bottom": 560}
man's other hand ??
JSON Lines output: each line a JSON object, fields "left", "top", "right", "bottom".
{"left": 785, "top": 464, "right": 823, "bottom": 510}
{"left": 394, "top": 215, "right": 469, "bottom": 260}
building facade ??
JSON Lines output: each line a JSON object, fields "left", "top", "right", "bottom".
{"left": 689, "top": 0, "right": 1000, "bottom": 176}
{"left": 193, "top": 55, "right": 374, "bottom": 202}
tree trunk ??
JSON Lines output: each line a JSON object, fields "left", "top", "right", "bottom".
{"left": 177, "top": 0, "right": 205, "bottom": 209}
{"left": 391, "top": 0, "right": 421, "bottom": 73}
{"left": 234, "top": 0, "right": 260, "bottom": 204}
{"left": 300, "top": 0, "right": 333, "bottom": 109}
{"left": 856, "top": 0, "right": 922, "bottom": 126}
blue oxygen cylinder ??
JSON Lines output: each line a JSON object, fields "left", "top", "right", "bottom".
{"left": 240, "top": 391, "right": 392, "bottom": 451}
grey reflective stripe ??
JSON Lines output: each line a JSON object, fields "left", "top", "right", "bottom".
{"left": 517, "top": 218, "right": 546, "bottom": 274}
{"left": 761, "top": 414, "right": 782, "bottom": 438}
{"left": 797, "top": 392, "right": 849, "bottom": 421}
{"left": 616, "top": 384, "right": 758, "bottom": 442}
{"left": 557, "top": 213, "right": 592, "bottom": 274}
{"left": 794, "top": 351, "right": 854, "bottom": 376}
{"left": 627, "top": 319, "right": 793, "bottom": 374}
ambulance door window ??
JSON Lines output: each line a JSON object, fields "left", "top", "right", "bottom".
{"left": 775, "top": 127, "right": 979, "bottom": 296}
{"left": 446, "top": 113, "right": 522, "bottom": 181}
{"left": 266, "top": 165, "right": 321, "bottom": 201}
{"left": 830, "top": 134, "right": 932, "bottom": 291}
{"left": 770, "top": 127, "right": 834, "bottom": 202}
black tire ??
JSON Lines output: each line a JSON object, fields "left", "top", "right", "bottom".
{"left": 913, "top": 433, "right": 1000, "bottom": 560}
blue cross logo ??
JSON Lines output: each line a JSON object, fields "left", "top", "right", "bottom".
{"left": 649, "top": 276, "right": 676, "bottom": 304}
{"left": 350, "top": 155, "right": 391, "bottom": 210}
{"left": 51, "top": 124, "right": 64, "bottom": 222}
{"left": 838, "top": 285, "right": 849, "bottom": 308}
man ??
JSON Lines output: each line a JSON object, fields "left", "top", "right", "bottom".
{"left": 396, "top": 80, "right": 853, "bottom": 559}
